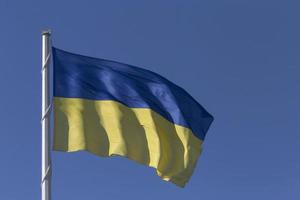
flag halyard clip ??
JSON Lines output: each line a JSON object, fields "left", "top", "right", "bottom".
{"left": 41, "top": 103, "right": 52, "bottom": 123}
{"left": 41, "top": 165, "right": 52, "bottom": 186}
{"left": 41, "top": 53, "right": 51, "bottom": 73}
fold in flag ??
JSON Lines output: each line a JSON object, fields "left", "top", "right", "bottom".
{"left": 52, "top": 47, "right": 214, "bottom": 187}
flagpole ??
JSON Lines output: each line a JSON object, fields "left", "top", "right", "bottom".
{"left": 41, "top": 30, "right": 52, "bottom": 200}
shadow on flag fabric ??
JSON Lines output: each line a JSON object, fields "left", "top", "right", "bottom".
{"left": 52, "top": 47, "right": 214, "bottom": 187}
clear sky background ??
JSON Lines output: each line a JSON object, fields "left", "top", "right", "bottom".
{"left": 0, "top": 0, "right": 299, "bottom": 200}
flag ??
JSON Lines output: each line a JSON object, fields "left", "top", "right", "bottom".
{"left": 52, "top": 47, "right": 214, "bottom": 187}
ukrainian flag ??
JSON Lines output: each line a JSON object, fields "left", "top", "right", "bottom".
{"left": 52, "top": 47, "right": 213, "bottom": 187}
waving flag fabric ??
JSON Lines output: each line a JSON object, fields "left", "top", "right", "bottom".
{"left": 52, "top": 47, "right": 213, "bottom": 187}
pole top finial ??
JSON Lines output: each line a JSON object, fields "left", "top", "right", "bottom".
{"left": 42, "top": 29, "right": 51, "bottom": 36}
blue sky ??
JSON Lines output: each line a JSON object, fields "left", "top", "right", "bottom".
{"left": 0, "top": 0, "right": 299, "bottom": 199}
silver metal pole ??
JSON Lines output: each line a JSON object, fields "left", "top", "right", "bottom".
{"left": 41, "top": 30, "right": 52, "bottom": 200}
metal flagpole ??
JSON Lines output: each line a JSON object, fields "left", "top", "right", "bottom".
{"left": 41, "top": 30, "right": 52, "bottom": 200}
